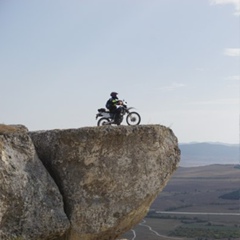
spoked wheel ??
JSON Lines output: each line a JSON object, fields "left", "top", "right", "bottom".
{"left": 97, "top": 117, "right": 110, "bottom": 126}
{"left": 126, "top": 112, "right": 141, "bottom": 125}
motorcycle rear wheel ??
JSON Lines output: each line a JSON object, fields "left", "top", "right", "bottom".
{"left": 126, "top": 112, "right": 141, "bottom": 125}
{"left": 97, "top": 117, "right": 110, "bottom": 126}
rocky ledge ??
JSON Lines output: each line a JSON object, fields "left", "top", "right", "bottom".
{"left": 0, "top": 124, "right": 180, "bottom": 240}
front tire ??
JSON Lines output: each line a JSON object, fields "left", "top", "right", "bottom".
{"left": 97, "top": 118, "right": 110, "bottom": 126}
{"left": 126, "top": 112, "right": 141, "bottom": 125}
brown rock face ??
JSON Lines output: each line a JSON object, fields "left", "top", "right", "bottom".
{"left": 0, "top": 126, "right": 70, "bottom": 240}
{"left": 30, "top": 125, "right": 180, "bottom": 240}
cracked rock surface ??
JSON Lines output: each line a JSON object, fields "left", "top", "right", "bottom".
{"left": 30, "top": 125, "right": 180, "bottom": 240}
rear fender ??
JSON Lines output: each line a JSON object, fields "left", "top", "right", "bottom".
{"left": 96, "top": 113, "right": 103, "bottom": 119}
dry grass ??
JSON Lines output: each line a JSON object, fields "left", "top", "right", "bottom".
{"left": 0, "top": 124, "right": 28, "bottom": 134}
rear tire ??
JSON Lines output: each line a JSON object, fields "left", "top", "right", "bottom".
{"left": 97, "top": 118, "right": 110, "bottom": 126}
{"left": 126, "top": 112, "right": 141, "bottom": 125}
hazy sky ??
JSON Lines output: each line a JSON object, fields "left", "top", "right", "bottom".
{"left": 1, "top": 0, "right": 239, "bottom": 144}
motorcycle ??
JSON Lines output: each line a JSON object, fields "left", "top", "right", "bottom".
{"left": 95, "top": 100, "right": 141, "bottom": 126}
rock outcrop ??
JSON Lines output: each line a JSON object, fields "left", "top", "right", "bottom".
{"left": 0, "top": 124, "right": 180, "bottom": 240}
{"left": 30, "top": 125, "right": 180, "bottom": 240}
{"left": 0, "top": 125, "right": 69, "bottom": 240}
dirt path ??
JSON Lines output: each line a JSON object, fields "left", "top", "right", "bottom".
{"left": 129, "top": 219, "right": 184, "bottom": 240}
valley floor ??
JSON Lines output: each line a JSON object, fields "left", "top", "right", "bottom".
{"left": 120, "top": 164, "right": 240, "bottom": 240}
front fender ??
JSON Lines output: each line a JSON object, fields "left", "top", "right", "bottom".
{"left": 127, "top": 107, "right": 135, "bottom": 111}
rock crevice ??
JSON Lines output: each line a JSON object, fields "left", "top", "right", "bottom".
{"left": 0, "top": 125, "right": 69, "bottom": 240}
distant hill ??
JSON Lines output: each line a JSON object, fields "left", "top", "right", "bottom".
{"left": 179, "top": 142, "right": 239, "bottom": 167}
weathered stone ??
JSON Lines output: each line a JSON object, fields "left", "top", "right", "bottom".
{"left": 0, "top": 124, "right": 28, "bottom": 134}
{"left": 30, "top": 125, "right": 180, "bottom": 240}
{"left": 0, "top": 129, "right": 70, "bottom": 240}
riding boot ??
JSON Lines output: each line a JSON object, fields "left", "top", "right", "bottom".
{"left": 114, "top": 113, "right": 120, "bottom": 123}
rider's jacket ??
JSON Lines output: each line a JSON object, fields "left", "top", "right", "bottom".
{"left": 106, "top": 97, "right": 119, "bottom": 112}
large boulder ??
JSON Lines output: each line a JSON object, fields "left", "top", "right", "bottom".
{"left": 30, "top": 125, "right": 180, "bottom": 240}
{"left": 0, "top": 125, "right": 70, "bottom": 240}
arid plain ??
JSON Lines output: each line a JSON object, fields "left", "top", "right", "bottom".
{"left": 121, "top": 164, "right": 240, "bottom": 240}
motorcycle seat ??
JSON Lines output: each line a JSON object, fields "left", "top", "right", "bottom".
{"left": 98, "top": 108, "right": 108, "bottom": 113}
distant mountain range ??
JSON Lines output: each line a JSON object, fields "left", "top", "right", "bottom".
{"left": 179, "top": 142, "right": 239, "bottom": 167}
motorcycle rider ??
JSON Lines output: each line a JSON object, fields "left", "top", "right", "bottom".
{"left": 106, "top": 92, "right": 123, "bottom": 123}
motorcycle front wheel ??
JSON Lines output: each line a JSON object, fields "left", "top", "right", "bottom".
{"left": 97, "top": 117, "right": 110, "bottom": 126}
{"left": 126, "top": 112, "right": 141, "bottom": 125}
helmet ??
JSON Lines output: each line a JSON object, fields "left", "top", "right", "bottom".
{"left": 110, "top": 92, "right": 118, "bottom": 97}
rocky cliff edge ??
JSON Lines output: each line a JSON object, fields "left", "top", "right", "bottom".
{"left": 0, "top": 124, "right": 180, "bottom": 240}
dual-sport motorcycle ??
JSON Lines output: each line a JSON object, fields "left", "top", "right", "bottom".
{"left": 95, "top": 100, "right": 141, "bottom": 126}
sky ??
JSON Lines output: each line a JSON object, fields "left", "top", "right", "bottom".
{"left": 0, "top": 0, "right": 239, "bottom": 144}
